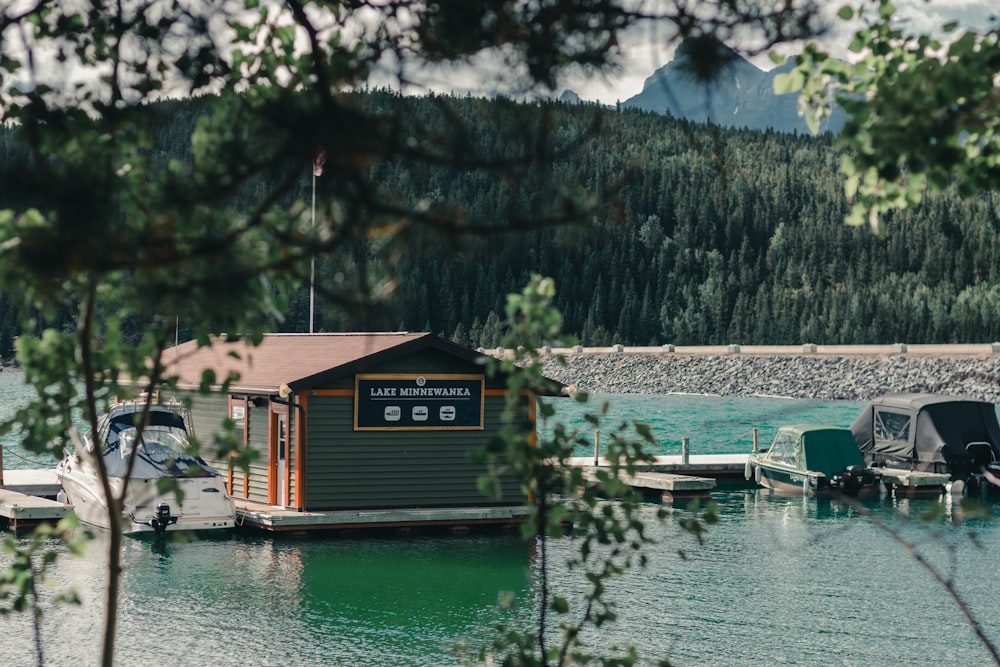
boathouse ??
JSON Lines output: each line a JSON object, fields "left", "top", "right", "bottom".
{"left": 162, "top": 333, "right": 550, "bottom": 530}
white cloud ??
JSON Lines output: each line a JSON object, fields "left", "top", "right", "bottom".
{"left": 561, "top": 1, "right": 999, "bottom": 104}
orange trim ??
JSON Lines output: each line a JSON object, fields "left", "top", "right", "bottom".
{"left": 267, "top": 411, "right": 277, "bottom": 505}
{"left": 226, "top": 396, "right": 235, "bottom": 495}
{"left": 295, "top": 393, "right": 308, "bottom": 509}
{"left": 308, "top": 389, "right": 354, "bottom": 397}
{"left": 283, "top": 407, "right": 291, "bottom": 508}
{"left": 243, "top": 396, "right": 250, "bottom": 498}
{"left": 268, "top": 402, "right": 290, "bottom": 506}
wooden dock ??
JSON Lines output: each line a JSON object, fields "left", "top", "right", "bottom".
{"left": 582, "top": 467, "right": 715, "bottom": 501}
{"left": 575, "top": 456, "right": 961, "bottom": 500}
{"left": 233, "top": 499, "right": 530, "bottom": 533}
{"left": 874, "top": 468, "right": 950, "bottom": 497}
{"left": 571, "top": 453, "right": 753, "bottom": 487}
{"left": 0, "top": 469, "right": 68, "bottom": 530}
{"left": 0, "top": 461, "right": 959, "bottom": 535}
{"left": 2, "top": 469, "right": 63, "bottom": 498}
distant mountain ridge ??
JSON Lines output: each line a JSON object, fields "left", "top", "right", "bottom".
{"left": 622, "top": 41, "right": 844, "bottom": 134}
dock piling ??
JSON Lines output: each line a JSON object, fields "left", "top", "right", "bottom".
{"left": 752, "top": 428, "right": 759, "bottom": 452}
{"left": 593, "top": 431, "right": 601, "bottom": 466}
{"left": 681, "top": 437, "right": 690, "bottom": 465}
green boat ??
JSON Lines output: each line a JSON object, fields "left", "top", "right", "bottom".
{"left": 746, "top": 424, "right": 881, "bottom": 497}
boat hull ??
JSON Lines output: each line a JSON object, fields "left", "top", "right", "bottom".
{"left": 57, "top": 458, "right": 235, "bottom": 534}
{"left": 751, "top": 460, "right": 824, "bottom": 496}
{"left": 748, "top": 457, "right": 881, "bottom": 498}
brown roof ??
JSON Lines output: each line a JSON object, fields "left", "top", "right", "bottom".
{"left": 164, "top": 332, "right": 450, "bottom": 393}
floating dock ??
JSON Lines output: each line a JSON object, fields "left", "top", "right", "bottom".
{"left": 233, "top": 499, "right": 530, "bottom": 533}
{"left": 571, "top": 454, "right": 753, "bottom": 488}
{"left": 0, "top": 461, "right": 960, "bottom": 534}
{"left": 874, "top": 468, "right": 950, "bottom": 497}
{"left": 0, "top": 469, "right": 68, "bottom": 530}
{"left": 582, "top": 467, "right": 715, "bottom": 501}
{"left": 2, "top": 469, "right": 63, "bottom": 498}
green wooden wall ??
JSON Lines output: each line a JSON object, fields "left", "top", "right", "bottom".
{"left": 303, "top": 394, "right": 520, "bottom": 509}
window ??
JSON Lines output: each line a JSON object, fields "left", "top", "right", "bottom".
{"left": 231, "top": 404, "right": 246, "bottom": 428}
{"left": 874, "top": 411, "right": 910, "bottom": 442}
{"left": 769, "top": 432, "right": 798, "bottom": 466}
{"left": 118, "top": 425, "right": 190, "bottom": 461}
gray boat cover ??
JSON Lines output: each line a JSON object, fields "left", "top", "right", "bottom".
{"left": 850, "top": 393, "right": 1000, "bottom": 475}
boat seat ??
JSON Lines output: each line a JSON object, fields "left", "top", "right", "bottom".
{"left": 966, "top": 442, "right": 995, "bottom": 470}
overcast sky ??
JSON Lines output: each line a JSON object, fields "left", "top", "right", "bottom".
{"left": 559, "top": 0, "right": 999, "bottom": 104}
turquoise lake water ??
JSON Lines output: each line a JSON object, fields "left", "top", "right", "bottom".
{"left": 2, "top": 371, "right": 1000, "bottom": 665}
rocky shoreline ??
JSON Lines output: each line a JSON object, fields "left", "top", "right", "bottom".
{"left": 538, "top": 353, "right": 1000, "bottom": 403}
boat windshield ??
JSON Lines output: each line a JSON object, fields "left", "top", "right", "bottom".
{"left": 103, "top": 409, "right": 192, "bottom": 459}
{"left": 118, "top": 424, "right": 191, "bottom": 462}
{"left": 767, "top": 431, "right": 799, "bottom": 466}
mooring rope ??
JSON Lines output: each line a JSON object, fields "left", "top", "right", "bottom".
{"left": 1, "top": 445, "right": 55, "bottom": 467}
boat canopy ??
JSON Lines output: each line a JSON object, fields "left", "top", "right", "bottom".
{"left": 763, "top": 425, "right": 865, "bottom": 476}
{"left": 849, "top": 393, "right": 1000, "bottom": 475}
{"left": 95, "top": 404, "right": 216, "bottom": 479}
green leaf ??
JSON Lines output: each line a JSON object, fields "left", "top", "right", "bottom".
{"left": 477, "top": 474, "right": 500, "bottom": 500}
{"left": 845, "top": 204, "right": 867, "bottom": 227}
{"left": 496, "top": 590, "right": 516, "bottom": 610}
{"left": 772, "top": 72, "right": 797, "bottom": 95}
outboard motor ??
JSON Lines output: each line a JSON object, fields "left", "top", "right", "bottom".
{"left": 834, "top": 465, "right": 877, "bottom": 496}
{"left": 838, "top": 466, "right": 863, "bottom": 495}
{"left": 148, "top": 502, "right": 178, "bottom": 535}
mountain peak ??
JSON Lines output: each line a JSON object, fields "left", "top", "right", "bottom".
{"left": 624, "top": 40, "right": 843, "bottom": 133}
{"left": 672, "top": 36, "right": 749, "bottom": 83}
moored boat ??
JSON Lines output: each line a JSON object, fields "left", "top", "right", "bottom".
{"left": 747, "top": 424, "right": 881, "bottom": 497}
{"left": 849, "top": 393, "right": 1000, "bottom": 495}
{"left": 56, "top": 399, "right": 235, "bottom": 534}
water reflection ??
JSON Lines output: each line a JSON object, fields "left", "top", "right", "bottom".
{"left": 2, "top": 491, "right": 1000, "bottom": 666}
{"left": 0, "top": 529, "right": 534, "bottom": 667}
{"left": 581, "top": 489, "right": 1000, "bottom": 665}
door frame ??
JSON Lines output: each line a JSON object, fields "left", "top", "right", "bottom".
{"left": 268, "top": 402, "right": 290, "bottom": 506}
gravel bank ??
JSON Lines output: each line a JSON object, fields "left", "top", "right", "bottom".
{"left": 538, "top": 354, "right": 1000, "bottom": 403}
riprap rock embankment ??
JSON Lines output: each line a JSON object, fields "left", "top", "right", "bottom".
{"left": 538, "top": 353, "right": 1000, "bottom": 403}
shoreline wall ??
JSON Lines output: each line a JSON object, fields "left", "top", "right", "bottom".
{"left": 535, "top": 351, "right": 1000, "bottom": 403}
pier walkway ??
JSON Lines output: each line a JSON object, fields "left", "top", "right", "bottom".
{"left": 0, "top": 469, "right": 68, "bottom": 530}
{"left": 233, "top": 499, "right": 529, "bottom": 533}
{"left": 0, "top": 461, "right": 956, "bottom": 533}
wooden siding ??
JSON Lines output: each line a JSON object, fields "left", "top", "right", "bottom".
{"left": 305, "top": 395, "right": 522, "bottom": 510}
{"left": 242, "top": 403, "right": 268, "bottom": 503}
{"left": 184, "top": 390, "right": 229, "bottom": 471}
{"left": 180, "top": 391, "right": 274, "bottom": 505}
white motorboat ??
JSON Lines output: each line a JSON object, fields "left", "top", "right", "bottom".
{"left": 56, "top": 400, "right": 235, "bottom": 534}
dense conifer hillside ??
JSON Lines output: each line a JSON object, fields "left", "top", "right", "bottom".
{"left": 2, "top": 91, "right": 999, "bottom": 352}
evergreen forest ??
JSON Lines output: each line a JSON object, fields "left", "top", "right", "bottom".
{"left": 3, "top": 90, "right": 1000, "bottom": 354}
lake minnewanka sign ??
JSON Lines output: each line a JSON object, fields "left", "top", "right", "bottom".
{"left": 354, "top": 374, "right": 485, "bottom": 430}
